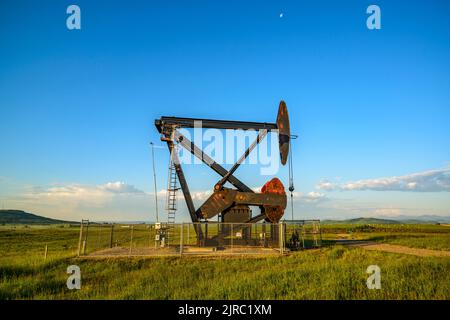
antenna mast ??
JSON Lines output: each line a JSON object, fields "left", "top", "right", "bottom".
{"left": 150, "top": 142, "right": 159, "bottom": 223}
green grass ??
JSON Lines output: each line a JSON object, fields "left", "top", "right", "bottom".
{"left": 320, "top": 223, "right": 450, "bottom": 251}
{"left": 0, "top": 225, "right": 79, "bottom": 267}
{"left": 365, "top": 233, "right": 450, "bottom": 251}
{"left": 320, "top": 223, "right": 449, "bottom": 234}
{"left": 0, "top": 224, "right": 449, "bottom": 299}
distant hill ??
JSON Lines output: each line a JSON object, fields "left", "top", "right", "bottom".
{"left": 322, "top": 216, "right": 449, "bottom": 225}
{"left": 0, "top": 210, "right": 77, "bottom": 225}
{"left": 384, "top": 215, "right": 450, "bottom": 224}
{"left": 322, "top": 217, "right": 401, "bottom": 225}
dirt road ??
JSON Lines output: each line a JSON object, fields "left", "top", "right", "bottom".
{"left": 336, "top": 240, "right": 450, "bottom": 258}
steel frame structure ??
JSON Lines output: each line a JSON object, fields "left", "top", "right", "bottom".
{"left": 154, "top": 101, "right": 291, "bottom": 239}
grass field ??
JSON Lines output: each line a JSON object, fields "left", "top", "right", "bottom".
{"left": 0, "top": 224, "right": 449, "bottom": 299}
{"left": 320, "top": 224, "right": 450, "bottom": 250}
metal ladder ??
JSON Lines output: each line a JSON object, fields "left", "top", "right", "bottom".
{"left": 166, "top": 155, "right": 179, "bottom": 243}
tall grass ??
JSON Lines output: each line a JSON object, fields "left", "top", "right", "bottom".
{"left": 0, "top": 225, "right": 449, "bottom": 299}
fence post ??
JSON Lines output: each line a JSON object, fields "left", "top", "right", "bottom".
{"left": 302, "top": 222, "right": 305, "bottom": 249}
{"left": 109, "top": 224, "right": 114, "bottom": 248}
{"left": 149, "top": 225, "right": 152, "bottom": 248}
{"left": 154, "top": 223, "right": 157, "bottom": 249}
{"left": 180, "top": 223, "right": 184, "bottom": 256}
{"left": 319, "top": 221, "right": 323, "bottom": 247}
{"left": 77, "top": 220, "right": 83, "bottom": 256}
{"left": 84, "top": 221, "right": 89, "bottom": 254}
{"left": 129, "top": 225, "right": 134, "bottom": 256}
{"left": 279, "top": 223, "right": 284, "bottom": 255}
{"left": 187, "top": 223, "right": 190, "bottom": 246}
{"left": 262, "top": 223, "right": 266, "bottom": 247}
{"left": 230, "top": 223, "right": 233, "bottom": 252}
{"left": 44, "top": 244, "right": 48, "bottom": 260}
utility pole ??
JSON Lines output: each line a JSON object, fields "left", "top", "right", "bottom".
{"left": 150, "top": 142, "right": 159, "bottom": 223}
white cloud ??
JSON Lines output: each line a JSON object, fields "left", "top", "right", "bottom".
{"left": 26, "top": 181, "right": 146, "bottom": 199}
{"left": 190, "top": 190, "right": 212, "bottom": 201}
{"left": 10, "top": 182, "right": 152, "bottom": 221}
{"left": 156, "top": 189, "right": 211, "bottom": 202}
{"left": 317, "top": 167, "right": 450, "bottom": 192}
{"left": 303, "top": 191, "right": 326, "bottom": 202}
{"left": 99, "top": 181, "right": 144, "bottom": 194}
{"left": 290, "top": 191, "right": 327, "bottom": 203}
{"left": 6, "top": 177, "right": 448, "bottom": 222}
{"left": 315, "top": 181, "right": 334, "bottom": 190}
{"left": 372, "top": 207, "right": 403, "bottom": 217}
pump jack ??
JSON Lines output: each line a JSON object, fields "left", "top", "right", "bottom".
{"left": 155, "top": 101, "right": 291, "bottom": 240}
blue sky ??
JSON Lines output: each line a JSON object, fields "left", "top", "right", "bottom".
{"left": 0, "top": 0, "right": 449, "bottom": 222}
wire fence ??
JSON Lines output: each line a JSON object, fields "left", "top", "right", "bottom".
{"left": 77, "top": 220, "right": 321, "bottom": 257}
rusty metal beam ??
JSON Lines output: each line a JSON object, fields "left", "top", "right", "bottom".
{"left": 198, "top": 189, "right": 286, "bottom": 220}
{"left": 155, "top": 116, "right": 277, "bottom": 132}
